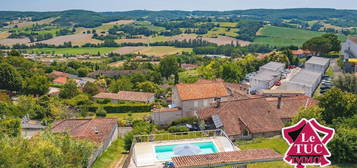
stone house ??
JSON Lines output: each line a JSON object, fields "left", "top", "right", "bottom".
{"left": 51, "top": 118, "right": 118, "bottom": 168}
{"left": 152, "top": 79, "right": 256, "bottom": 125}
{"left": 198, "top": 96, "right": 316, "bottom": 140}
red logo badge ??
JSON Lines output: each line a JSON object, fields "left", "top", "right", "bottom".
{"left": 282, "top": 119, "right": 335, "bottom": 168}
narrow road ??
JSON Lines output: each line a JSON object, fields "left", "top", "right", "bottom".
{"left": 330, "top": 58, "right": 342, "bottom": 76}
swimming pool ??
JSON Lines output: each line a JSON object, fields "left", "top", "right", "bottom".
{"left": 154, "top": 141, "right": 218, "bottom": 161}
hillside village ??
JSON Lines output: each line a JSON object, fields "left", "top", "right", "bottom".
{"left": 0, "top": 8, "right": 356, "bottom": 168}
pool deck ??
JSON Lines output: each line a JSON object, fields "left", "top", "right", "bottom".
{"left": 129, "top": 136, "right": 238, "bottom": 168}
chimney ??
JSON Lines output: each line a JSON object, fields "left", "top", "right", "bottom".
{"left": 214, "top": 97, "right": 221, "bottom": 108}
{"left": 277, "top": 96, "right": 282, "bottom": 109}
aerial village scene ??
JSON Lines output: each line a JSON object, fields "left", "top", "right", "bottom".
{"left": 0, "top": 0, "right": 356, "bottom": 168}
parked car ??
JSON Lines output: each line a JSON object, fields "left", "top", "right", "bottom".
{"left": 176, "top": 123, "right": 200, "bottom": 131}
{"left": 288, "top": 65, "right": 297, "bottom": 69}
{"left": 274, "top": 80, "right": 281, "bottom": 86}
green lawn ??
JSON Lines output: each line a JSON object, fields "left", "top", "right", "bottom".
{"left": 24, "top": 47, "right": 118, "bottom": 55}
{"left": 106, "top": 112, "right": 150, "bottom": 119}
{"left": 254, "top": 26, "right": 326, "bottom": 47}
{"left": 92, "top": 139, "right": 127, "bottom": 168}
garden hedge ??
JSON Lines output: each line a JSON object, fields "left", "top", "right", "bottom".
{"left": 87, "top": 103, "right": 152, "bottom": 113}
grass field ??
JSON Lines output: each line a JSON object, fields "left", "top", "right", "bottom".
{"left": 204, "top": 27, "right": 239, "bottom": 38}
{"left": 254, "top": 26, "right": 326, "bottom": 47}
{"left": 149, "top": 35, "right": 170, "bottom": 43}
{"left": 25, "top": 47, "right": 118, "bottom": 55}
{"left": 92, "top": 139, "right": 127, "bottom": 168}
{"left": 140, "top": 46, "right": 192, "bottom": 57}
{"left": 106, "top": 112, "right": 150, "bottom": 119}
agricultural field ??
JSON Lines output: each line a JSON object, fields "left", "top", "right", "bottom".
{"left": 202, "top": 35, "right": 251, "bottom": 46}
{"left": 3, "top": 17, "right": 57, "bottom": 29}
{"left": 0, "top": 32, "right": 10, "bottom": 39}
{"left": 112, "top": 46, "right": 192, "bottom": 57}
{"left": 115, "top": 38, "right": 149, "bottom": 44}
{"left": 149, "top": 35, "right": 170, "bottom": 43}
{"left": 24, "top": 47, "right": 118, "bottom": 55}
{"left": 0, "top": 37, "right": 30, "bottom": 46}
{"left": 203, "top": 27, "right": 239, "bottom": 38}
{"left": 36, "top": 33, "right": 102, "bottom": 46}
{"left": 113, "top": 46, "right": 146, "bottom": 55}
{"left": 254, "top": 26, "right": 347, "bottom": 47}
{"left": 169, "top": 34, "right": 197, "bottom": 41}
{"left": 94, "top": 20, "right": 136, "bottom": 33}
{"left": 140, "top": 46, "right": 192, "bottom": 57}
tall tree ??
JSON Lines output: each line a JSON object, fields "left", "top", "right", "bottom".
{"left": 318, "top": 87, "right": 357, "bottom": 124}
{"left": 302, "top": 36, "right": 332, "bottom": 56}
{"left": 108, "top": 78, "right": 133, "bottom": 93}
{"left": 0, "top": 63, "right": 23, "bottom": 92}
{"left": 333, "top": 74, "right": 357, "bottom": 94}
{"left": 59, "top": 80, "right": 79, "bottom": 99}
{"left": 22, "top": 74, "right": 50, "bottom": 96}
{"left": 159, "top": 56, "right": 179, "bottom": 80}
{"left": 322, "top": 33, "right": 341, "bottom": 52}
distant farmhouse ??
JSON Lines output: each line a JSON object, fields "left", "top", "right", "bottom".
{"left": 341, "top": 37, "right": 357, "bottom": 73}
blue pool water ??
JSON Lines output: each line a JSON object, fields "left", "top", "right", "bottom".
{"left": 154, "top": 141, "right": 218, "bottom": 161}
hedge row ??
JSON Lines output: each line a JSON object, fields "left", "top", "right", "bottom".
{"left": 86, "top": 104, "right": 152, "bottom": 113}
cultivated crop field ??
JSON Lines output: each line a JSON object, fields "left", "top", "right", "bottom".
{"left": 25, "top": 47, "right": 118, "bottom": 55}
{"left": 169, "top": 34, "right": 197, "bottom": 41}
{"left": 254, "top": 26, "right": 325, "bottom": 47}
{"left": 36, "top": 34, "right": 102, "bottom": 46}
{"left": 0, "top": 38, "right": 30, "bottom": 46}
{"left": 139, "top": 46, "right": 192, "bottom": 57}
{"left": 202, "top": 35, "right": 251, "bottom": 46}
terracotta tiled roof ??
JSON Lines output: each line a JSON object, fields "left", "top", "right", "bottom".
{"left": 265, "top": 95, "right": 318, "bottom": 119}
{"left": 93, "top": 91, "right": 155, "bottom": 102}
{"left": 198, "top": 98, "right": 283, "bottom": 135}
{"left": 176, "top": 81, "right": 229, "bottom": 101}
{"left": 172, "top": 149, "right": 282, "bottom": 168}
{"left": 349, "top": 37, "right": 357, "bottom": 44}
{"left": 93, "top": 92, "right": 119, "bottom": 100}
{"left": 198, "top": 96, "right": 316, "bottom": 136}
{"left": 153, "top": 107, "right": 180, "bottom": 113}
{"left": 291, "top": 49, "right": 313, "bottom": 55}
{"left": 53, "top": 77, "right": 67, "bottom": 84}
{"left": 181, "top": 64, "right": 198, "bottom": 69}
{"left": 51, "top": 118, "right": 118, "bottom": 144}
{"left": 117, "top": 91, "right": 155, "bottom": 102}
{"left": 49, "top": 71, "right": 69, "bottom": 78}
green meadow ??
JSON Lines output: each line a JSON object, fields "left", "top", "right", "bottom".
{"left": 24, "top": 47, "right": 118, "bottom": 55}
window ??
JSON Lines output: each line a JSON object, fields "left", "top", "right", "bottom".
{"left": 243, "top": 129, "right": 249, "bottom": 136}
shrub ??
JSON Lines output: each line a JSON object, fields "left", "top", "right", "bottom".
{"left": 168, "top": 126, "right": 189, "bottom": 133}
{"left": 96, "top": 98, "right": 111, "bottom": 104}
{"left": 171, "top": 116, "right": 198, "bottom": 125}
{"left": 95, "top": 107, "right": 107, "bottom": 117}
{"left": 87, "top": 104, "right": 152, "bottom": 113}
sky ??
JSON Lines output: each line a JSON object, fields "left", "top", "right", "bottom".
{"left": 1, "top": 0, "right": 357, "bottom": 12}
